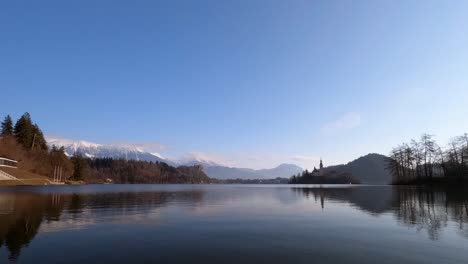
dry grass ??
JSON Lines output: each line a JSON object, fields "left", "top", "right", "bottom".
{"left": 0, "top": 167, "right": 50, "bottom": 185}
{"left": 0, "top": 180, "right": 21, "bottom": 186}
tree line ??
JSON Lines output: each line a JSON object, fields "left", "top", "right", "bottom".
{"left": 387, "top": 133, "right": 468, "bottom": 184}
{"left": 86, "top": 158, "right": 211, "bottom": 184}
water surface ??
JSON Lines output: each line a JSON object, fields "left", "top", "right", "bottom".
{"left": 0, "top": 184, "right": 467, "bottom": 263}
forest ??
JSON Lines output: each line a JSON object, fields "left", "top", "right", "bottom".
{"left": 86, "top": 158, "right": 211, "bottom": 184}
{"left": 387, "top": 133, "right": 468, "bottom": 184}
{"left": 0, "top": 112, "right": 211, "bottom": 184}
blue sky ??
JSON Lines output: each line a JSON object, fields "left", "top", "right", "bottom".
{"left": 1, "top": 0, "right": 468, "bottom": 169}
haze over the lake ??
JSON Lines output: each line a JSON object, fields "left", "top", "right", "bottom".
{"left": 2, "top": 0, "right": 468, "bottom": 169}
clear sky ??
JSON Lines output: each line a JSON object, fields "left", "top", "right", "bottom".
{"left": 1, "top": 0, "right": 468, "bottom": 169}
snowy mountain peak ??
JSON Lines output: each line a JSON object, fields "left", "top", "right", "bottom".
{"left": 46, "top": 137, "right": 169, "bottom": 164}
{"left": 48, "top": 137, "right": 101, "bottom": 150}
{"left": 180, "top": 158, "right": 220, "bottom": 167}
{"left": 176, "top": 153, "right": 222, "bottom": 167}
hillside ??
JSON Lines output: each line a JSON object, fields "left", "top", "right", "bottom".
{"left": 323, "top": 153, "right": 392, "bottom": 184}
{"left": 86, "top": 158, "right": 212, "bottom": 184}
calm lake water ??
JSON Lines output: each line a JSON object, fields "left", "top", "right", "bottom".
{"left": 0, "top": 184, "right": 467, "bottom": 263}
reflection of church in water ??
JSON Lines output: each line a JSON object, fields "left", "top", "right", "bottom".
{"left": 311, "top": 158, "right": 324, "bottom": 176}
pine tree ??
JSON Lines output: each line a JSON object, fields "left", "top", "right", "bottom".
{"left": 50, "top": 145, "right": 68, "bottom": 165}
{"left": 1, "top": 115, "right": 13, "bottom": 135}
{"left": 14, "top": 112, "right": 34, "bottom": 148}
{"left": 32, "top": 124, "right": 48, "bottom": 150}
{"left": 13, "top": 113, "right": 48, "bottom": 150}
{"left": 71, "top": 153, "right": 87, "bottom": 181}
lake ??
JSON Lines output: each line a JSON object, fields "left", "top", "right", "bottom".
{"left": 0, "top": 184, "right": 467, "bottom": 263}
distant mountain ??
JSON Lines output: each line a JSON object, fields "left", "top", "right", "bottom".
{"left": 323, "top": 153, "right": 392, "bottom": 184}
{"left": 46, "top": 137, "right": 302, "bottom": 180}
{"left": 257, "top": 164, "right": 304, "bottom": 178}
{"left": 47, "top": 137, "right": 173, "bottom": 165}
{"left": 203, "top": 163, "right": 303, "bottom": 180}
{"left": 177, "top": 157, "right": 221, "bottom": 167}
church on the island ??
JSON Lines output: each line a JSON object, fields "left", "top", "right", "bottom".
{"left": 311, "top": 158, "right": 324, "bottom": 176}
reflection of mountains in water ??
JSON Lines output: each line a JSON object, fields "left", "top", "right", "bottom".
{"left": 0, "top": 190, "right": 206, "bottom": 261}
{"left": 293, "top": 186, "right": 468, "bottom": 240}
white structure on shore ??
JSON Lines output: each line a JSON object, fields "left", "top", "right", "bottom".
{"left": 0, "top": 157, "right": 18, "bottom": 168}
{"left": 0, "top": 157, "right": 18, "bottom": 181}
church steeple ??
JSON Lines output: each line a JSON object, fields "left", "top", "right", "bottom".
{"left": 319, "top": 158, "right": 323, "bottom": 170}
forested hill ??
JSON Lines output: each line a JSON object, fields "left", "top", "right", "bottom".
{"left": 323, "top": 153, "right": 392, "bottom": 184}
{"left": 86, "top": 158, "right": 212, "bottom": 184}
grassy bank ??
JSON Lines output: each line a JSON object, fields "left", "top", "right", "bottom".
{"left": 0, "top": 167, "right": 51, "bottom": 186}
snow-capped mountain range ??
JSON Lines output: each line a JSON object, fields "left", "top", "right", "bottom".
{"left": 46, "top": 137, "right": 303, "bottom": 179}
{"left": 47, "top": 137, "right": 171, "bottom": 164}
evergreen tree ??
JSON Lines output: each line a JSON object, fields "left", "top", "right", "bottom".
{"left": 1, "top": 115, "right": 13, "bottom": 135}
{"left": 32, "top": 124, "right": 48, "bottom": 150}
{"left": 13, "top": 113, "right": 48, "bottom": 150}
{"left": 71, "top": 153, "right": 87, "bottom": 181}
{"left": 50, "top": 145, "right": 68, "bottom": 165}
{"left": 14, "top": 113, "right": 34, "bottom": 148}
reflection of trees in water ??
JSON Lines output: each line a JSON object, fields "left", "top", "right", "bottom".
{"left": 396, "top": 187, "right": 468, "bottom": 240}
{"left": 5, "top": 211, "right": 42, "bottom": 261}
{"left": 0, "top": 193, "right": 49, "bottom": 261}
{"left": 293, "top": 186, "right": 468, "bottom": 240}
{"left": 396, "top": 188, "right": 447, "bottom": 240}
{"left": 292, "top": 187, "right": 399, "bottom": 214}
{"left": 0, "top": 190, "right": 205, "bottom": 262}
{"left": 448, "top": 190, "right": 468, "bottom": 239}
{"left": 294, "top": 188, "right": 327, "bottom": 209}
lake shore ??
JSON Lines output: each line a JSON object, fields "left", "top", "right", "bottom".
{"left": 0, "top": 167, "right": 86, "bottom": 186}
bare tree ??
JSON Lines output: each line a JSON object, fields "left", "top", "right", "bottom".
{"left": 411, "top": 139, "right": 423, "bottom": 180}
{"left": 421, "top": 134, "right": 436, "bottom": 179}
{"left": 390, "top": 132, "right": 468, "bottom": 184}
